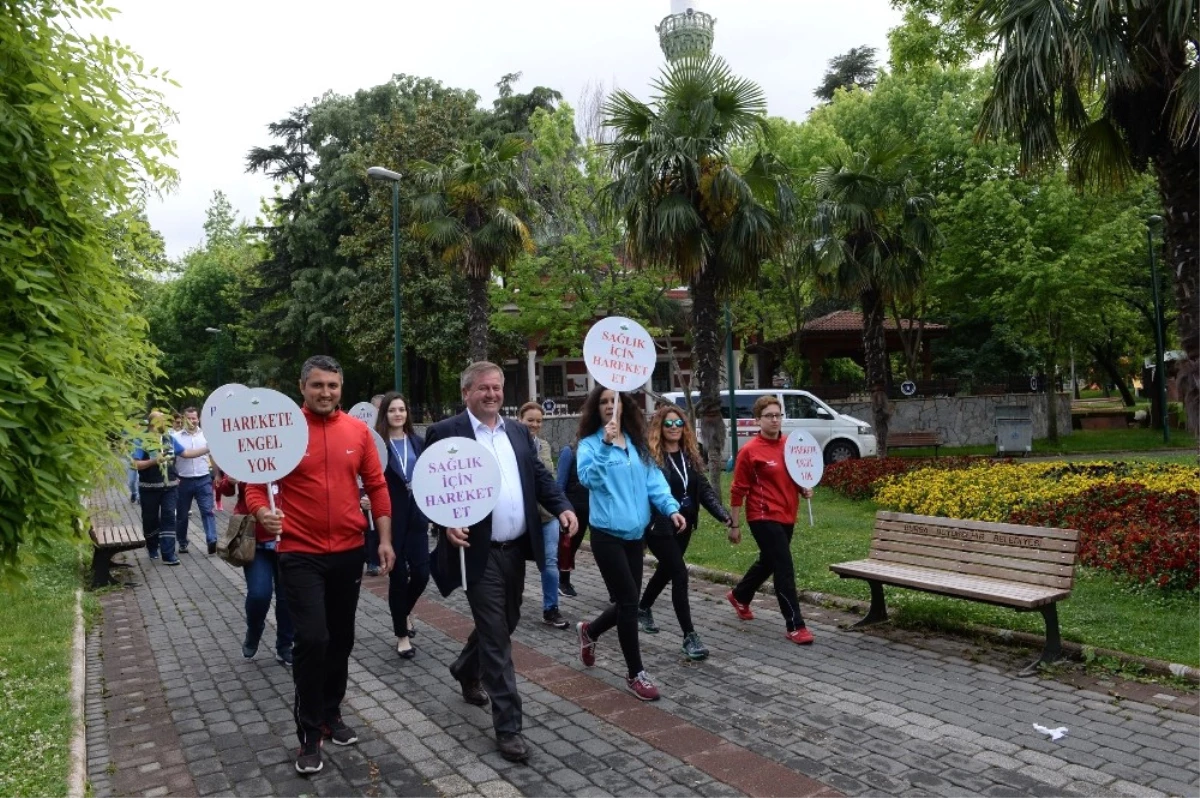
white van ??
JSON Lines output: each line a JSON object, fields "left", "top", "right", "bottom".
{"left": 661, "top": 389, "right": 877, "bottom": 464}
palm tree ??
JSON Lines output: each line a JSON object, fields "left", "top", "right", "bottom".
{"left": 600, "top": 55, "right": 794, "bottom": 482}
{"left": 411, "top": 138, "right": 536, "bottom": 362}
{"left": 806, "top": 143, "right": 937, "bottom": 456}
{"left": 974, "top": 0, "right": 1198, "bottom": 432}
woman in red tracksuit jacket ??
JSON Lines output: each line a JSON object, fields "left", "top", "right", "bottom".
{"left": 725, "top": 395, "right": 815, "bottom": 645}
{"left": 216, "top": 474, "right": 295, "bottom": 664}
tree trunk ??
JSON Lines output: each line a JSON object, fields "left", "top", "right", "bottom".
{"left": 1087, "top": 343, "right": 1136, "bottom": 407}
{"left": 861, "top": 287, "right": 892, "bottom": 456}
{"left": 690, "top": 274, "right": 726, "bottom": 486}
{"left": 466, "top": 274, "right": 491, "bottom": 363}
{"left": 1155, "top": 145, "right": 1199, "bottom": 435}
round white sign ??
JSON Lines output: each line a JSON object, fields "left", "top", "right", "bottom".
{"left": 784, "top": 428, "right": 825, "bottom": 489}
{"left": 410, "top": 437, "right": 501, "bottom": 528}
{"left": 207, "top": 388, "right": 309, "bottom": 483}
{"left": 348, "top": 401, "right": 378, "bottom": 428}
{"left": 583, "top": 316, "right": 657, "bottom": 392}
{"left": 369, "top": 428, "right": 387, "bottom": 470}
{"left": 201, "top": 383, "right": 248, "bottom": 429}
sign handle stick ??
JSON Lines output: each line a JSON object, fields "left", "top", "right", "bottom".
{"left": 807, "top": 496, "right": 814, "bottom": 527}
{"left": 268, "top": 482, "right": 281, "bottom": 542}
{"left": 357, "top": 477, "right": 374, "bottom": 531}
{"left": 459, "top": 547, "right": 468, "bottom": 591}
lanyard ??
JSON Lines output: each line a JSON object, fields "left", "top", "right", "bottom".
{"left": 667, "top": 451, "right": 689, "bottom": 493}
{"left": 389, "top": 437, "right": 410, "bottom": 482}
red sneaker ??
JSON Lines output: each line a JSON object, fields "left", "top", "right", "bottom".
{"left": 577, "top": 621, "right": 596, "bottom": 667}
{"left": 626, "top": 671, "right": 660, "bottom": 701}
{"left": 785, "top": 627, "right": 815, "bottom": 645}
{"left": 726, "top": 590, "right": 754, "bottom": 621}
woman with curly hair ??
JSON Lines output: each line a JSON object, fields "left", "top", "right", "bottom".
{"left": 574, "top": 386, "right": 685, "bottom": 701}
{"left": 637, "top": 405, "right": 733, "bottom": 660}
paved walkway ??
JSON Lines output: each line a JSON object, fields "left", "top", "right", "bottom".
{"left": 86, "top": 504, "right": 1200, "bottom": 797}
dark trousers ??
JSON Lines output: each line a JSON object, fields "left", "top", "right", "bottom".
{"left": 278, "top": 548, "right": 365, "bottom": 745}
{"left": 244, "top": 547, "right": 294, "bottom": 654}
{"left": 641, "top": 530, "right": 694, "bottom": 636}
{"left": 586, "top": 529, "right": 645, "bottom": 679}
{"left": 731, "top": 520, "right": 806, "bottom": 631}
{"left": 558, "top": 504, "right": 588, "bottom": 573}
{"left": 139, "top": 486, "right": 177, "bottom": 559}
{"left": 451, "top": 545, "right": 525, "bottom": 734}
{"left": 387, "top": 517, "right": 431, "bottom": 637}
{"left": 364, "top": 523, "right": 379, "bottom": 569}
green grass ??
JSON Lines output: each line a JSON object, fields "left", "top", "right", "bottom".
{"left": 0, "top": 539, "right": 89, "bottom": 798}
{"left": 689, "top": 476, "right": 1200, "bottom": 667}
{"left": 890, "top": 426, "right": 1197, "bottom": 458}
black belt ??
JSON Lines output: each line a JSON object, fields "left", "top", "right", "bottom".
{"left": 179, "top": 474, "right": 211, "bottom": 479}
{"left": 491, "top": 538, "right": 523, "bottom": 550}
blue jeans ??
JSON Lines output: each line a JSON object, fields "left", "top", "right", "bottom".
{"left": 540, "top": 518, "right": 561, "bottom": 611}
{"left": 127, "top": 465, "right": 139, "bottom": 501}
{"left": 244, "top": 546, "right": 294, "bottom": 653}
{"left": 176, "top": 474, "right": 217, "bottom": 547}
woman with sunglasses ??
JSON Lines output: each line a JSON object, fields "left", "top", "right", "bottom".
{"left": 637, "top": 406, "right": 733, "bottom": 661}
{"left": 726, "top": 395, "right": 815, "bottom": 645}
{"left": 575, "top": 386, "right": 685, "bottom": 701}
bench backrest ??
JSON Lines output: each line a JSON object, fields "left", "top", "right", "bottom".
{"left": 872, "top": 511, "right": 1079, "bottom": 591}
{"left": 890, "top": 432, "right": 940, "bottom": 444}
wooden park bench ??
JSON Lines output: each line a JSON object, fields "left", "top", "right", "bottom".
{"left": 887, "top": 430, "right": 943, "bottom": 456}
{"left": 83, "top": 490, "right": 144, "bottom": 588}
{"left": 830, "top": 511, "right": 1080, "bottom": 676}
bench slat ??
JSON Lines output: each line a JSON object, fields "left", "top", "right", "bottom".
{"left": 871, "top": 538, "right": 1074, "bottom": 578}
{"left": 873, "top": 525, "right": 1080, "bottom": 564}
{"left": 878, "top": 511, "right": 1080, "bottom": 544}
{"left": 889, "top": 433, "right": 940, "bottom": 445}
{"left": 864, "top": 547, "right": 1074, "bottom": 590}
{"left": 874, "top": 521, "right": 1078, "bottom": 557}
{"left": 830, "top": 560, "right": 1070, "bottom": 608}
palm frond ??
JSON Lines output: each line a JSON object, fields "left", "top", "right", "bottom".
{"left": 1169, "top": 63, "right": 1199, "bottom": 147}
{"left": 1067, "top": 117, "right": 1136, "bottom": 187}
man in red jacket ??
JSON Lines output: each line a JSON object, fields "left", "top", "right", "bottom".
{"left": 246, "top": 355, "right": 394, "bottom": 776}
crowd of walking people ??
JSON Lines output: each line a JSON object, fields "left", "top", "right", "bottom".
{"left": 128, "top": 356, "right": 815, "bottom": 775}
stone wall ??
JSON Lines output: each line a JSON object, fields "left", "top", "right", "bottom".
{"left": 828, "top": 394, "right": 1073, "bottom": 448}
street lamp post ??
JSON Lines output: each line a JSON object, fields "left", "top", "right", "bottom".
{"left": 725, "top": 302, "right": 739, "bottom": 461}
{"left": 204, "top": 327, "right": 223, "bottom": 387}
{"left": 1146, "top": 215, "right": 1169, "bottom": 443}
{"left": 368, "top": 166, "right": 404, "bottom": 394}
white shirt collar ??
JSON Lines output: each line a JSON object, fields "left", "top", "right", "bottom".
{"left": 466, "top": 408, "right": 505, "bottom": 433}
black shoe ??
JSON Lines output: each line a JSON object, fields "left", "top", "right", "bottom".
{"left": 638, "top": 607, "right": 659, "bottom": 634}
{"left": 496, "top": 732, "right": 529, "bottom": 762}
{"left": 543, "top": 607, "right": 569, "bottom": 630}
{"left": 558, "top": 574, "right": 577, "bottom": 597}
{"left": 164, "top": 557, "right": 180, "bottom": 567}
{"left": 457, "top": 678, "right": 489, "bottom": 707}
{"left": 207, "top": 541, "right": 217, "bottom": 555}
{"left": 178, "top": 545, "right": 189, "bottom": 554}
{"left": 148, "top": 551, "right": 160, "bottom": 561}
{"left": 275, "top": 646, "right": 293, "bottom": 666}
{"left": 321, "top": 716, "right": 358, "bottom": 746}
{"left": 242, "top": 638, "right": 258, "bottom": 660}
{"left": 682, "top": 631, "right": 709, "bottom": 661}
{"left": 295, "top": 737, "right": 323, "bottom": 774}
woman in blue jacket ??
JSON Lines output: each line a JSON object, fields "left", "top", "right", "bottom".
{"left": 373, "top": 392, "right": 429, "bottom": 658}
{"left": 575, "top": 386, "right": 684, "bottom": 701}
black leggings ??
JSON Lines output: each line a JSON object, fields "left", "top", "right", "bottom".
{"left": 640, "top": 530, "right": 694, "bottom": 635}
{"left": 585, "top": 529, "right": 645, "bottom": 678}
{"left": 731, "top": 520, "right": 806, "bottom": 632}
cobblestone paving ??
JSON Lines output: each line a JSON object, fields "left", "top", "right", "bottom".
{"left": 87, "top": 509, "right": 1200, "bottom": 797}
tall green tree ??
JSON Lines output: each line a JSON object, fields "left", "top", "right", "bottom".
{"left": 814, "top": 46, "right": 879, "bottom": 101}
{"left": 411, "top": 138, "right": 537, "bottom": 362}
{"left": 972, "top": 0, "right": 1199, "bottom": 432}
{"left": 806, "top": 144, "right": 937, "bottom": 454}
{"left": 0, "top": 0, "right": 175, "bottom": 571}
{"left": 601, "top": 55, "right": 794, "bottom": 482}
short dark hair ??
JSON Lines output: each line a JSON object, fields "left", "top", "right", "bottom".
{"left": 182, "top": 406, "right": 198, "bottom": 415}
{"left": 301, "top": 355, "right": 342, "bottom": 385}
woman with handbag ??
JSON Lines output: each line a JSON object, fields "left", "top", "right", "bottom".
{"left": 216, "top": 474, "right": 295, "bottom": 665}
{"left": 372, "top": 392, "right": 430, "bottom": 659}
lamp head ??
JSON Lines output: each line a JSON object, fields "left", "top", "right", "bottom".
{"left": 204, "top": 327, "right": 221, "bottom": 334}
{"left": 367, "top": 166, "right": 402, "bottom": 182}
{"left": 1148, "top": 214, "right": 1163, "bottom": 225}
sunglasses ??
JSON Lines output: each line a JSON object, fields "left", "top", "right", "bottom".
{"left": 662, "top": 418, "right": 686, "bottom": 428}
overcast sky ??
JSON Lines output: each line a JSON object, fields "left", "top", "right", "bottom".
{"left": 96, "top": 0, "right": 902, "bottom": 258}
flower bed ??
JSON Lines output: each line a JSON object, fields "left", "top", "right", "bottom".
{"left": 822, "top": 456, "right": 976, "bottom": 500}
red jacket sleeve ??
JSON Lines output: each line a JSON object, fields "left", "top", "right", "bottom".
{"left": 359, "top": 426, "right": 391, "bottom": 521}
{"left": 215, "top": 475, "right": 237, "bottom": 497}
{"left": 244, "top": 482, "right": 269, "bottom": 516}
{"left": 730, "top": 438, "right": 754, "bottom": 508}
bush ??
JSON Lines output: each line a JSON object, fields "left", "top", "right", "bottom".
{"left": 1011, "top": 484, "right": 1199, "bottom": 592}
{"left": 822, "top": 456, "right": 976, "bottom": 500}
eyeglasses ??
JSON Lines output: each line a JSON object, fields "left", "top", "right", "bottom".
{"left": 759, "top": 413, "right": 784, "bottom": 421}
{"left": 662, "top": 418, "right": 686, "bottom": 428}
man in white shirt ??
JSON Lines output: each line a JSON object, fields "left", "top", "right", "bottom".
{"left": 172, "top": 407, "right": 217, "bottom": 554}
{"left": 425, "top": 361, "right": 577, "bottom": 763}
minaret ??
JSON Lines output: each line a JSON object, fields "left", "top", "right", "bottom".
{"left": 655, "top": 0, "right": 715, "bottom": 61}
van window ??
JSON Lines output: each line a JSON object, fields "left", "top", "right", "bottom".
{"left": 670, "top": 393, "right": 757, "bottom": 419}
{"left": 784, "top": 394, "right": 822, "bottom": 419}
